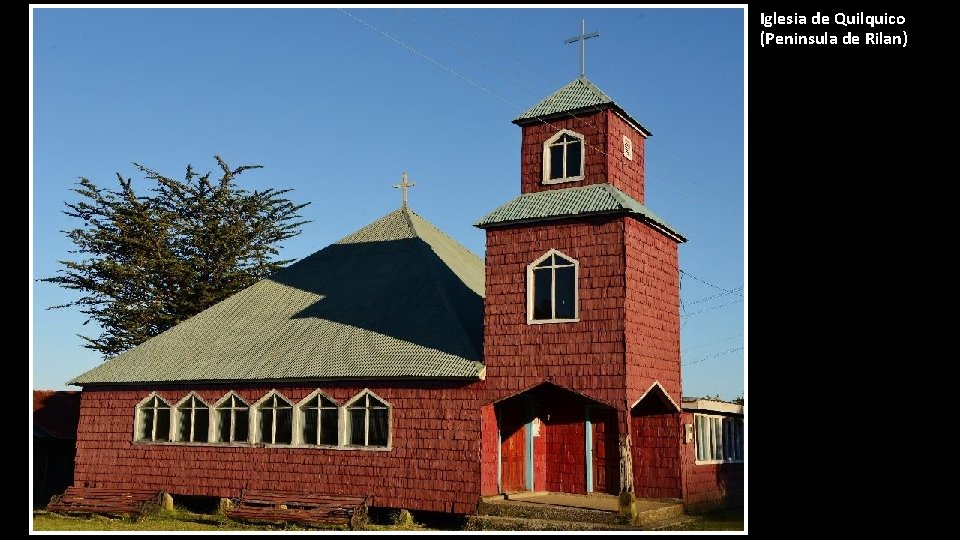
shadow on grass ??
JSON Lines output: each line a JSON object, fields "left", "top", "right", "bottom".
{"left": 668, "top": 506, "right": 744, "bottom": 531}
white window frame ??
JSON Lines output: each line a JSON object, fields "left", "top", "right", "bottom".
{"left": 134, "top": 392, "right": 172, "bottom": 443}
{"left": 527, "top": 248, "right": 580, "bottom": 325}
{"left": 251, "top": 390, "right": 295, "bottom": 446}
{"left": 542, "top": 129, "right": 586, "bottom": 184}
{"left": 172, "top": 392, "right": 212, "bottom": 443}
{"left": 296, "top": 389, "right": 342, "bottom": 447}
{"left": 343, "top": 389, "right": 392, "bottom": 450}
{"left": 694, "top": 413, "right": 744, "bottom": 464}
{"left": 213, "top": 391, "right": 251, "bottom": 444}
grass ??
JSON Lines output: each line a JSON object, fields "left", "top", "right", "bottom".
{"left": 33, "top": 505, "right": 744, "bottom": 532}
{"left": 664, "top": 506, "right": 744, "bottom": 531}
{"left": 33, "top": 508, "right": 327, "bottom": 532}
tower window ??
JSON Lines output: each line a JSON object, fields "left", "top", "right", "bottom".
{"left": 527, "top": 249, "right": 579, "bottom": 324}
{"left": 543, "top": 130, "right": 585, "bottom": 184}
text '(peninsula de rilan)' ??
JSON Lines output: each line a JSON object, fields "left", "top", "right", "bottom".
{"left": 760, "top": 12, "right": 908, "bottom": 47}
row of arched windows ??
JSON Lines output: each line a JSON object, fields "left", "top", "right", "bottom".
{"left": 134, "top": 389, "right": 390, "bottom": 449}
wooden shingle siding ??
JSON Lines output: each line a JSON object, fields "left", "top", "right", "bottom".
{"left": 631, "top": 411, "right": 682, "bottom": 499}
{"left": 482, "top": 216, "right": 628, "bottom": 409}
{"left": 518, "top": 110, "right": 645, "bottom": 205}
{"left": 624, "top": 217, "right": 683, "bottom": 407}
{"left": 680, "top": 411, "right": 744, "bottom": 513}
{"left": 74, "top": 382, "right": 485, "bottom": 515}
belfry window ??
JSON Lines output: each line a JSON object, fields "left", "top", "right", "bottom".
{"left": 528, "top": 249, "right": 579, "bottom": 323}
{"left": 543, "top": 129, "right": 585, "bottom": 183}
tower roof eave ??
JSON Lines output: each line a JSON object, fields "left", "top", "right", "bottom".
{"left": 511, "top": 75, "right": 652, "bottom": 137}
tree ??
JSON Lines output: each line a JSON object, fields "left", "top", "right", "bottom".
{"left": 42, "top": 156, "right": 310, "bottom": 358}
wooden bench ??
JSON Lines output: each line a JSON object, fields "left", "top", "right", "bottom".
{"left": 47, "top": 486, "right": 163, "bottom": 519}
{"left": 226, "top": 489, "right": 370, "bottom": 529}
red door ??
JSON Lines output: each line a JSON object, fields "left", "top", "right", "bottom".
{"left": 591, "top": 408, "right": 618, "bottom": 494}
{"left": 499, "top": 400, "right": 527, "bottom": 493}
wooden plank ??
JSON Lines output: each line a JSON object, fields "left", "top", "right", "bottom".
{"left": 48, "top": 486, "right": 161, "bottom": 518}
{"left": 226, "top": 490, "right": 367, "bottom": 529}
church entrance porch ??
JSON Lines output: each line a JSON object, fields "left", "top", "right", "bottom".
{"left": 491, "top": 382, "right": 619, "bottom": 496}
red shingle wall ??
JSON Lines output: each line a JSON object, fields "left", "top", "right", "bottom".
{"left": 604, "top": 110, "right": 646, "bottom": 204}
{"left": 518, "top": 109, "right": 646, "bottom": 203}
{"left": 74, "top": 382, "right": 484, "bottom": 514}
{"left": 519, "top": 111, "right": 607, "bottom": 195}
{"left": 680, "top": 412, "right": 744, "bottom": 513}
{"left": 624, "top": 217, "right": 682, "bottom": 406}
{"left": 630, "top": 411, "right": 682, "bottom": 498}
{"left": 479, "top": 404, "right": 499, "bottom": 496}
{"left": 483, "top": 216, "right": 627, "bottom": 409}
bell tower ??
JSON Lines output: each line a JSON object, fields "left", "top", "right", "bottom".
{"left": 476, "top": 60, "right": 688, "bottom": 499}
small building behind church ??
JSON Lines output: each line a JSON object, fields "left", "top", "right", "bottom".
{"left": 65, "top": 73, "right": 743, "bottom": 516}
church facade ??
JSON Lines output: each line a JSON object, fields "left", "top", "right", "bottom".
{"left": 67, "top": 75, "right": 743, "bottom": 515}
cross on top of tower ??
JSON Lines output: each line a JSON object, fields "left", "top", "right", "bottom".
{"left": 563, "top": 19, "right": 600, "bottom": 77}
{"left": 393, "top": 171, "right": 416, "bottom": 208}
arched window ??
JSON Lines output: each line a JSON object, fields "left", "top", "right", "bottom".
{"left": 345, "top": 390, "right": 390, "bottom": 448}
{"left": 253, "top": 391, "right": 293, "bottom": 445}
{"left": 174, "top": 393, "right": 210, "bottom": 443}
{"left": 527, "top": 249, "right": 579, "bottom": 323}
{"left": 543, "top": 129, "right": 585, "bottom": 184}
{"left": 214, "top": 392, "right": 249, "bottom": 444}
{"left": 298, "top": 391, "right": 340, "bottom": 446}
{"left": 135, "top": 393, "right": 171, "bottom": 442}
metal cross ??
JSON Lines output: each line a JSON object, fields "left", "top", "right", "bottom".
{"left": 393, "top": 171, "right": 416, "bottom": 208}
{"left": 564, "top": 19, "right": 600, "bottom": 77}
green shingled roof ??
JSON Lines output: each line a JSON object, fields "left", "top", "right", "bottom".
{"left": 474, "top": 183, "right": 686, "bottom": 242}
{"left": 69, "top": 208, "right": 486, "bottom": 385}
{"left": 513, "top": 76, "right": 652, "bottom": 136}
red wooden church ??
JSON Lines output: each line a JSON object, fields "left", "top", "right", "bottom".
{"left": 67, "top": 74, "right": 743, "bottom": 515}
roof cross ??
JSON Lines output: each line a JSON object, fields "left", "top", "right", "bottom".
{"left": 393, "top": 171, "right": 416, "bottom": 208}
{"left": 564, "top": 19, "right": 600, "bottom": 77}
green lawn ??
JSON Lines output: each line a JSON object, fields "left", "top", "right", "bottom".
{"left": 33, "top": 506, "right": 743, "bottom": 532}
{"left": 668, "top": 507, "right": 745, "bottom": 531}
{"left": 33, "top": 509, "right": 291, "bottom": 531}
{"left": 32, "top": 508, "right": 434, "bottom": 532}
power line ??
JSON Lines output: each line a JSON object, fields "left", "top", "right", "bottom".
{"left": 680, "top": 269, "right": 741, "bottom": 295}
{"left": 347, "top": 8, "right": 729, "bottom": 216}
{"left": 439, "top": 9, "right": 554, "bottom": 82}
{"left": 683, "top": 346, "right": 743, "bottom": 366}
{"left": 685, "top": 288, "right": 743, "bottom": 306}
{"left": 395, "top": 9, "right": 542, "bottom": 98}
{"left": 338, "top": 9, "right": 520, "bottom": 111}
{"left": 681, "top": 297, "right": 743, "bottom": 319}
{"left": 344, "top": 10, "right": 743, "bottom": 303}
{"left": 339, "top": 9, "right": 615, "bottom": 166}
{"left": 682, "top": 333, "right": 743, "bottom": 354}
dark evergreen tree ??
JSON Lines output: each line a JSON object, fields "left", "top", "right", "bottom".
{"left": 42, "top": 156, "right": 309, "bottom": 357}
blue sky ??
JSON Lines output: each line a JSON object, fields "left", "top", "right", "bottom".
{"left": 31, "top": 7, "right": 745, "bottom": 399}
